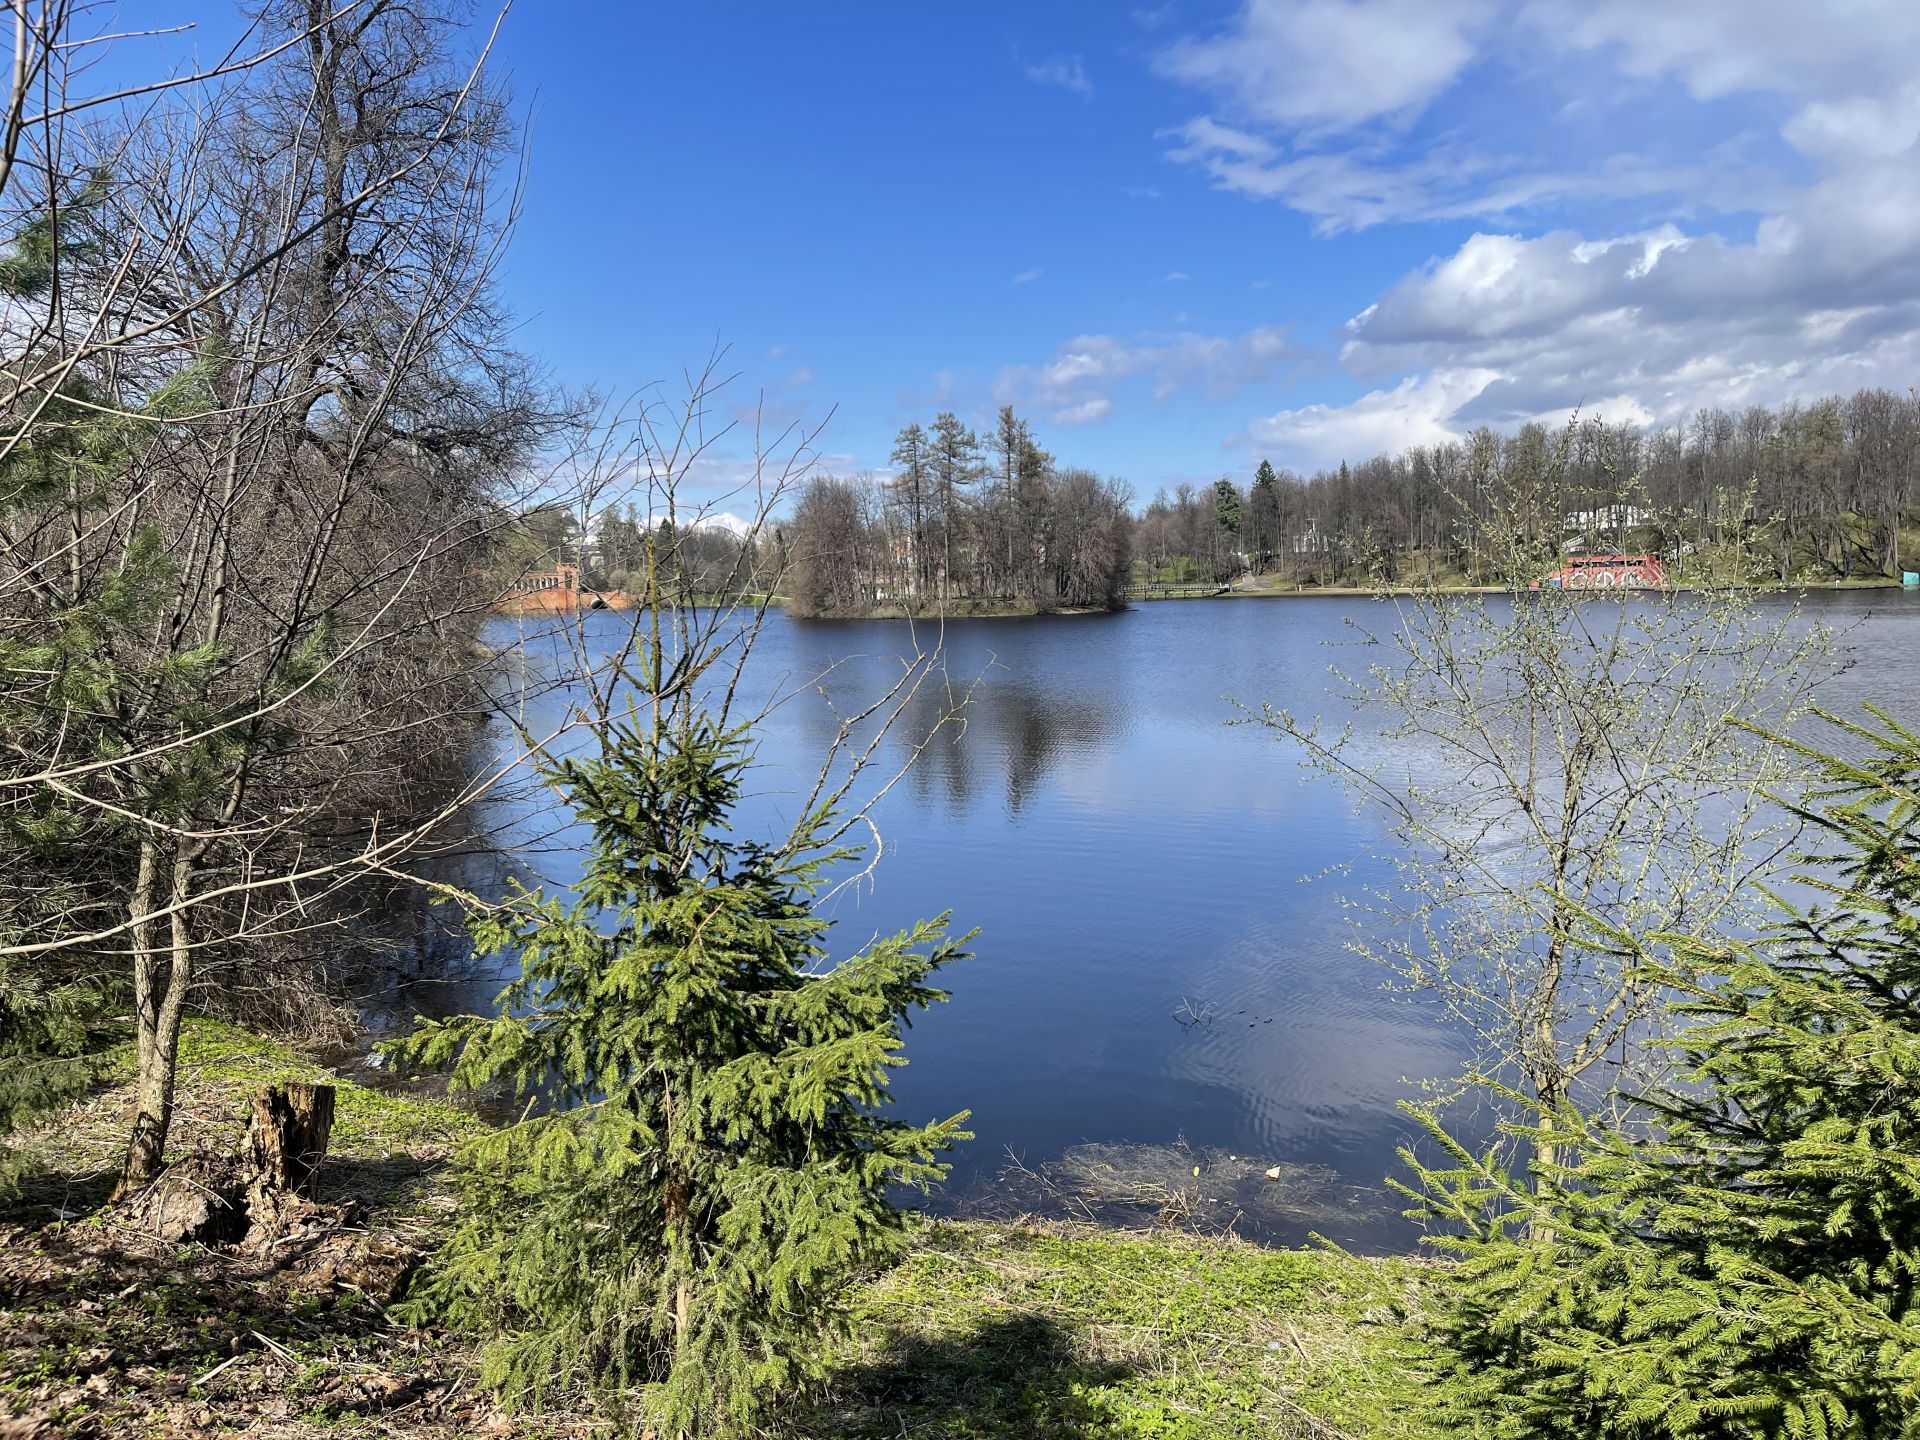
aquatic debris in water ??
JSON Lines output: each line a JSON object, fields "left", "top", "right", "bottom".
{"left": 993, "top": 1139, "right": 1365, "bottom": 1234}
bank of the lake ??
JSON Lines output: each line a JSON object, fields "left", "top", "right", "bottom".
{"left": 1137, "top": 575, "right": 1916, "bottom": 600}
{"left": 1, "top": 1021, "right": 1437, "bottom": 1440}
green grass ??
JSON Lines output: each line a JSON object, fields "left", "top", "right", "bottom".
{"left": 5, "top": 1023, "right": 1443, "bottom": 1438}
{"left": 798, "top": 1221, "right": 1440, "bottom": 1439}
{"left": 114, "top": 1019, "right": 486, "bottom": 1156}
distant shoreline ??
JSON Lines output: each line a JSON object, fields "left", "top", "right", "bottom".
{"left": 1134, "top": 575, "right": 1914, "bottom": 600}
{"left": 490, "top": 575, "right": 1913, "bottom": 618}
{"left": 791, "top": 601, "right": 1117, "bottom": 622}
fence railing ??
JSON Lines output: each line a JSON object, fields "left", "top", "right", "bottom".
{"left": 1124, "top": 583, "right": 1229, "bottom": 600}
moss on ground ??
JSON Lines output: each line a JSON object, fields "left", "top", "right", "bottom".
{"left": 4, "top": 1022, "right": 1441, "bottom": 1438}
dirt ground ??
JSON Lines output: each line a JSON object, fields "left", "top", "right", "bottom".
{"left": 0, "top": 1024, "right": 565, "bottom": 1439}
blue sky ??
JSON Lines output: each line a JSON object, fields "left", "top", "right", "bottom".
{"left": 140, "top": 2, "right": 1920, "bottom": 500}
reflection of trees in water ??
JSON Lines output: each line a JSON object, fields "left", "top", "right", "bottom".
{"left": 777, "top": 643, "right": 1117, "bottom": 822}
{"left": 344, "top": 738, "right": 561, "bottom": 1031}
{"left": 890, "top": 676, "right": 1116, "bottom": 820}
{"left": 350, "top": 845, "right": 520, "bottom": 1028}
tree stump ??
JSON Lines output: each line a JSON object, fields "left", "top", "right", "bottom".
{"left": 246, "top": 1083, "right": 335, "bottom": 1198}
{"left": 120, "top": 1082, "right": 339, "bottom": 1246}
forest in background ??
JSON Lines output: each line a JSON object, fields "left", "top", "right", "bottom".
{"left": 1139, "top": 385, "right": 1920, "bottom": 588}
{"left": 490, "top": 384, "right": 1920, "bottom": 615}
{"left": 782, "top": 407, "right": 1135, "bottom": 616}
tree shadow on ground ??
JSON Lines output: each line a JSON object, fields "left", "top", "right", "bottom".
{"left": 794, "top": 1312, "right": 1132, "bottom": 1440}
{"left": 0, "top": 1160, "right": 494, "bottom": 1440}
{"left": 2, "top": 1160, "right": 118, "bottom": 1227}
{"left": 1, "top": 1143, "right": 447, "bottom": 1232}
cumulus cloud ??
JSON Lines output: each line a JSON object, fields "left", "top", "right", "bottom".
{"left": 1249, "top": 165, "right": 1920, "bottom": 466}
{"left": 1349, "top": 130, "right": 1920, "bottom": 365}
{"left": 996, "top": 324, "right": 1298, "bottom": 426}
{"left": 1025, "top": 54, "right": 1093, "bottom": 99}
{"left": 1245, "top": 369, "right": 1501, "bottom": 469}
{"left": 1152, "top": 0, "right": 1920, "bottom": 464}
{"left": 1052, "top": 397, "right": 1113, "bottom": 427}
{"left": 1156, "top": 0, "right": 1489, "bottom": 133}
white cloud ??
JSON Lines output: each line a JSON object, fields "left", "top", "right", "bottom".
{"left": 1250, "top": 158, "right": 1920, "bottom": 463}
{"left": 996, "top": 324, "right": 1297, "bottom": 426}
{"left": 692, "top": 511, "right": 755, "bottom": 539}
{"left": 1147, "top": 0, "right": 1920, "bottom": 459}
{"left": 1519, "top": 0, "right": 1920, "bottom": 104}
{"left": 1024, "top": 54, "right": 1093, "bottom": 100}
{"left": 1164, "top": 270, "right": 1192, "bottom": 282}
{"left": 1012, "top": 267, "right": 1044, "bottom": 285}
{"left": 1159, "top": 115, "right": 1774, "bottom": 233}
{"left": 1052, "top": 397, "right": 1113, "bottom": 427}
{"left": 1243, "top": 368, "right": 1500, "bottom": 468}
{"left": 1782, "top": 84, "right": 1920, "bottom": 162}
{"left": 1123, "top": 183, "right": 1163, "bottom": 199}
{"left": 1151, "top": 1, "right": 1894, "bottom": 230}
{"left": 1157, "top": 0, "right": 1489, "bottom": 132}
{"left": 785, "top": 366, "right": 816, "bottom": 387}
{"left": 1345, "top": 160, "right": 1920, "bottom": 384}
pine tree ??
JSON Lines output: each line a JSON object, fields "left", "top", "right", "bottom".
{"left": 926, "top": 411, "right": 982, "bottom": 600}
{"left": 0, "top": 180, "right": 200, "bottom": 1194}
{"left": 888, "top": 422, "right": 931, "bottom": 599}
{"left": 1401, "top": 706, "right": 1920, "bottom": 1438}
{"left": 0, "top": 957, "right": 95, "bottom": 1198}
{"left": 1249, "top": 461, "right": 1280, "bottom": 574}
{"left": 397, "top": 685, "right": 971, "bottom": 1437}
{"left": 1212, "top": 477, "right": 1243, "bottom": 580}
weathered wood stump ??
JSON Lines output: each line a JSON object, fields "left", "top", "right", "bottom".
{"left": 129, "top": 1082, "right": 337, "bottom": 1246}
{"left": 246, "top": 1082, "right": 335, "bottom": 1198}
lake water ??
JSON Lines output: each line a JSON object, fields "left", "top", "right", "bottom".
{"left": 399, "top": 589, "right": 1920, "bottom": 1249}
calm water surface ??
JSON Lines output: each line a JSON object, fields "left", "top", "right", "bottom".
{"left": 412, "top": 590, "right": 1920, "bottom": 1249}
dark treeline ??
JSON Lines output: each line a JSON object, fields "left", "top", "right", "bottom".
{"left": 594, "top": 509, "right": 766, "bottom": 597}
{"left": 484, "top": 503, "right": 776, "bottom": 600}
{"left": 1140, "top": 385, "right": 1920, "bottom": 587}
{"left": 785, "top": 406, "right": 1133, "bottom": 616}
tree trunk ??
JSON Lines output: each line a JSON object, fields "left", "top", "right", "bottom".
{"left": 120, "top": 1082, "right": 337, "bottom": 1245}
{"left": 116, "top": 842, "right": 194, "bottom": 1198}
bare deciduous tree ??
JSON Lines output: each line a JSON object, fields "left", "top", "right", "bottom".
{"left": 1252, "top": 451, "right": 1834, "bottom": 1185}
{"left": 0, "top": 0, "right": 578, "bottom": 1193}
